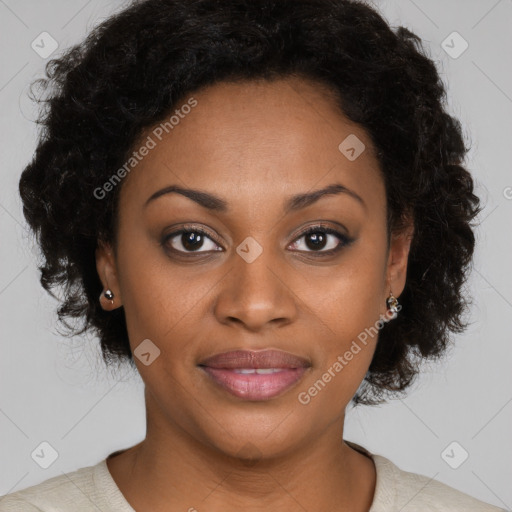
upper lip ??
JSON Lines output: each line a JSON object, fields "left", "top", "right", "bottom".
{"left": 198, "top": 349, "right": 311, "bottom": 369}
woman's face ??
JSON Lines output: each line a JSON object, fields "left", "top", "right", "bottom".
{"left": 97, "top": 76, "right": 412, "bottom": 459}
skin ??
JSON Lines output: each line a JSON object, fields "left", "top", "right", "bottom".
{"left": 96, "top": 76, "right": 414, "bottom": 511}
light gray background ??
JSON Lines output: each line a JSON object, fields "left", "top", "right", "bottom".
{"left": 1, "top": 0, "right": 511, "bottom": 508}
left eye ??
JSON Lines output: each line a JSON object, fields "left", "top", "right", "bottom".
{"left": 288, "top": 227, "right": 350, "bottom": 253}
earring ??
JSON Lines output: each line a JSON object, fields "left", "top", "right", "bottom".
{"left": 386, "top": 291, "right": 399, "bottom": 318}
{"left": 103, "top": 289, "right": 114, "bottom": 304}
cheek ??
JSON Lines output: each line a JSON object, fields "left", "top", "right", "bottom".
{"left": 114, "top": 225, "right": 196, "bottom": 354}
{"left": 296, "top": 280, "right": 383, "bottom": 414}
{"left": 297, "top": 231, "right": 388, "bottom": 399}
{"left": 309, "top": 236, "right": 388, "bottom": 346}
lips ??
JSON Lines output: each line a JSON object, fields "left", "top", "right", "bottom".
{"left": 199, "top": 349, "right": 311, "bottom": 369}
{"left": 198, "top": 349, "right": 311, "bottom": 401}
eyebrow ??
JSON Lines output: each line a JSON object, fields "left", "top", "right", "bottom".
{"left": 144, "top": 182, "right": 366, "bottom": 213}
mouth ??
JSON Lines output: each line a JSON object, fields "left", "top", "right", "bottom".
{"left": 198, "top": 349, "right": 311, "bottom": 401}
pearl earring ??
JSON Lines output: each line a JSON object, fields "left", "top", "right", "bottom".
{"left": 103, "top": 289, "right": 114, "bottom": 304}
{"left": 386, "top": 291, "right": 399, "bottom": 318}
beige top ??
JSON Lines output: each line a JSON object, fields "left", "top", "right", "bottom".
{"left": 0, "top": 441, "right": 506, "bottom": 511}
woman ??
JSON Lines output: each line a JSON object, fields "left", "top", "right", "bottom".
{"left": 0, "top": 0, "right": 505, "bottom": 510}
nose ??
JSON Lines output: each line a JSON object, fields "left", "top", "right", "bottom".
{"left": 213, "top": 246, "right": 298, "bottom": 332}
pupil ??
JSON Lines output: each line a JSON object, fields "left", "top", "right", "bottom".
{"left": 182, "top": 232, "right": 203, "bottom": 251}
{"left": 306, "top": 232, "right": 326, "bottom": 250}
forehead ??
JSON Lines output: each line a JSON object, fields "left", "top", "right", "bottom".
{"left": 119, "top": 76, "right": 385, "bottom": 217}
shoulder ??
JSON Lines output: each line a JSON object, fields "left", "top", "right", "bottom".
{"left": 0, "top": 462, "right": 100, "bottom": 511}
{"left": 345, "top": 440, "right": 506, "bottom": 512}
{"left": 372, "top": 453, "right": 507, "bottom": 511}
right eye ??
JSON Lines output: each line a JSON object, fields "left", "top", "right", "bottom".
{"left": 161, "top": 226, "right": 224, "bottom": 255}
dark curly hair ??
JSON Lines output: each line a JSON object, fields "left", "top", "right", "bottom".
{"left": 19, "top": 0, "right": 481, "bottom": 405}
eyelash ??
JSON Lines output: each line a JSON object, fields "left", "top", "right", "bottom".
{"left": 160, "top": 223, "right": 354, "bottom": 258}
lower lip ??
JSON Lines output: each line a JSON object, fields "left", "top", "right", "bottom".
{"left": 199, "top": 367, "right": 309, "bottom": 401}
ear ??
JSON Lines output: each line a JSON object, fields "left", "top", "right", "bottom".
{"left": 96, "top": 240, "right": 122, "bottom": 310}
{"left": 385, "top": 215, "right": 414, "bottom": 299}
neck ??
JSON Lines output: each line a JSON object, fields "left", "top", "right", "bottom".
{"left": 107, "top": 395, "right": 376, "bottom": 511}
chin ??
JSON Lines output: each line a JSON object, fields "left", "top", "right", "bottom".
{"left": 189, "top": 400, "right": 316, "bottom": 462}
